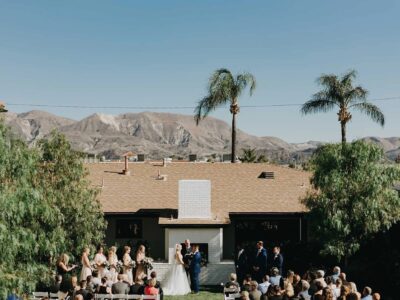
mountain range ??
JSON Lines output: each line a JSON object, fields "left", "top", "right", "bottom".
{"left": 3, "top": 110, "right": 399, "bottom": 162}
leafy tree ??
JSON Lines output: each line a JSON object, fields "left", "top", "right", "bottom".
{"left": 0, "top": 123, "right": 106, "bottom": 297}
{"left": 395, "top": 153, "right": 400, "bottom": 164}
{"left": 301, "top": 70, "right": 384, "bottom": 143}
{"left": 195, "top": 68, "right": 256, "bottom": 163}
{"left": 302, "top": 141, "right": 400, "bottom": 263}
{"left": 240, "top": 148, "right": 257, "bottom": 163}
{"left": 257, "top": 154, "right": 268, "bottom": 163}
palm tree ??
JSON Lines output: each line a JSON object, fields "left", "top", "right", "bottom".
{"left": 195, "top": 68, "right": 256, "bottom": 163}
{"left": 301, "top": 70, "right": 384, "bottom": 143}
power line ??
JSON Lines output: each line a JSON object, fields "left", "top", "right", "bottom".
{"left": 5, "top": 96, "right": 400, "bottom": 110}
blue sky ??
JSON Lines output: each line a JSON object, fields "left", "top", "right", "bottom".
{"left": 0, "top": 1, "right": 399, "bottom": 142}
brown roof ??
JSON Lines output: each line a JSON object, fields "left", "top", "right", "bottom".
{"left": 86, "top": 162, "right": 311, "bottom": 220}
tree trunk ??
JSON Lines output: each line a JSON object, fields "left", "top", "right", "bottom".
{"left": 341, "top": 121, "right": 347, "bottom": 143}
{"left": 231, "top": 112, "right": 237, "bottom": 163}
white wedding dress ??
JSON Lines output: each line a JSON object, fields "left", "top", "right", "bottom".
{"left": 162, "top": 254, "right": 192, "bottom": 295}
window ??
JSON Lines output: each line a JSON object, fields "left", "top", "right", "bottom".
{"left": 116, "top": 219, "right": 142, "bottom": 239}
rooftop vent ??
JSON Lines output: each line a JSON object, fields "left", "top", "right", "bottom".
{"left": 258, "top": 171, "right": 275, "bottom": 179}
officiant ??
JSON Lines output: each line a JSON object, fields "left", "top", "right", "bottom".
{"left": 181, "top": 239, "right": 192, "bottom": 276}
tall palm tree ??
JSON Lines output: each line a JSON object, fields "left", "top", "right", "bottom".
{"left": 301, "top": 70, "right": 384, "bottom": 143}
{"left": 195, "top": 68, "right": 256, "bottom": 163}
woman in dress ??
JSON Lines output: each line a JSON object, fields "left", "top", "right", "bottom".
{"left": 108, "top": 246, "right": 118, "bottom": 283}
{"left": 123, "top": 246, "right": 134, "bottom": 284}
{"left": 80, "top": 247, "right": 92, "bottom": 281}
{"left": 57, "top": 253, "right": 77, "bottom": 300}
{"left": 134, "top": 245, "right": 147, "bottom": 284}
{"left": 94, "top": 245, "right": 107, "bottom": 279}
{"left": 162, "top": 244, "right": 191, "bottom": 295}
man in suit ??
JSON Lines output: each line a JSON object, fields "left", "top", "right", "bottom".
{"left": 112, "top": 274, "right": 130, "bottom": 295}
{"left": 189, "top": 245, "right": 202, "bottom": 294}
{"left": 235, "top": 243, "right": 248, "bottom": 286}
{"left": 271, "top": 246, "right": 283, "bottom": 275}
{"left": 252, "top": 241, "right": 267, "bottom": 283}
{"left": 181, "top": 239, "right": 192, "bottom": 276}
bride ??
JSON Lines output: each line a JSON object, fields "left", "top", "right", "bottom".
{"left": 162, "top": 244, "right": 192, "bottom": 295}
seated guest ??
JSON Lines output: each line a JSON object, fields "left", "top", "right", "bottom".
{"left": 298, "top": 280, "right": 311, "bottom": 300}
{"left": 339, "top": 273, "right": 350, "bottom": 288}
{"left": 242, "top": 274, "right": 253, "bottom": 292}
{"left": 91, "top": 270, "right": 101, "bottom": 288}
{"left": 349, "top": 282, "right": 358, "bottom": 294}
{"left": 249, "top": 281, "right": 262, "bottom": 300}
{"left": 313, "top": 281, "right": 324, "bottom": 300}
{"left": 258, "top": 275, "right": 270, "bottom": 295}
{"left": 74, "top": 296, "right": 84, "bottom": 300}
{"left": 322, "top": 287, "right": 334, "bottom": 300}
{"left": 293, "top": 274, "right": 302, "bottom": 296}
{"left": 269, "top": 268, "right": 284, "bottom": 289}
{"left": 97, "top": 277, "right": 110, "bottom": 294}
{"left": 331, "top": 267, "right": 341, "bottom": 283}
{"left": 346, "top": 293, "right": 360, "bottom": 300}
{"left": 86, "top": 276, "right": 95, "bottom": 293}
{"left": 338, "top": 285, "right": 351, "bottom": 300}
{"left": 225, "top": 273, "right": 241, "bottom": 292}
{"left": 372, "top": 293, "right": 380, "bottom": 300}
{"left": 112, "top": 274, "right": 130, "bottom": 295}
{"left": 241, "top": 291, "right": 250, "bottom": 300}
{"left": 361, "top": 286, "right": 372, "bottom": 300}
{"left": 149, "top": 271, "right": 163, "bottom": 300}
{"left": 144, "top": 278, "right": 159, "bottom": 296}
{"left": 283, "top": 270, "right": 295, "bottom": 298}
{"left": 130, "top": 280, "right": 145, "bottom": 295}
{"left": 333, "top": 278, "right": 342, "bottom": 299}
{"left": 50, "top": 275, "right": 62, "bottom": 293}
{"left": 314, "top": 270, "right": 327, "bottom": 288}
{"left": 267, "top": 285, "right": 283, "bottom": 300}
{"left": 75, "top": 280, "right": 89, "bottom": 300}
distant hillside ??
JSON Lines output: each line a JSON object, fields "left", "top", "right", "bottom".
{"left": 3, "top": 110, "right": 398, "bottom": 161}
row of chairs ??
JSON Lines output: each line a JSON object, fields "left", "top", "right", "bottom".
{"left": 30, "top": 292, "right": 159, "bottom": 300}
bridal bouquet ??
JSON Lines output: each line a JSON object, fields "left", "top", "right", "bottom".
{"left": 124, "top": 260, "right": 136, "bottom": 269}
{"left": 142, "top": 257, "right": 154, "bottom": 270}
{"left": 114, "top": 260, "right": 124, "bottom": 272}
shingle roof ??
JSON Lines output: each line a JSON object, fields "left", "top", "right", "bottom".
{"left": 86, "top": 162, "right": 311, "bottom": 220}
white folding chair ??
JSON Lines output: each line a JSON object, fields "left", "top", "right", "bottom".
{"left": 95, "top": 294, "right": 112, "bottom": 300}
{"left": 112, "top": 294, "right": 128, "bottom": 300}
{"left": 126, "top": 296, "right": 142, "bottom": 300}
{"left": 142, "top": 296, "right": 159, "bottom": 300}
{"left": 30, "top": 292, "right": 49, "bottom": 300}
{"left": 49, "top": 292, "right": 58, "bottom": 300}
{"left": 230, "top": 293, "right": 242, "bottom": 299}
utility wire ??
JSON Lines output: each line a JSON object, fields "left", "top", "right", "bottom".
{"left": 5, "top": 96, "right": 400, "bottom": 110}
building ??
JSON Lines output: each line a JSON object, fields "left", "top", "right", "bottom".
{"left": 86, "top": 161, "right": 311, "bottom": 284}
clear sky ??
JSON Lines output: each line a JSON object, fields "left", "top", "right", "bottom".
{"left": 1, "top": 1, "right": 399, "bottom": 143}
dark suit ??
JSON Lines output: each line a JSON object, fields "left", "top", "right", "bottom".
{"left": 181, "top": 244, "right": 192, "bottom": 275}
{"left": 235, "top": 248, "right": 247, "bottom": 285}
{"left": 271, "top": 253, "right": 283, "bottom": 275}
{"left": 112, "top": 281, "right": 130, "bottom": 295}
{"left": 253, "top": 248, "right": 267, "bottom": 282}
{"left": 129, "top": 283, "right": 144, "bottom": 295}
{"left": 189, "top": 251, "right": 201, "bottom": 293}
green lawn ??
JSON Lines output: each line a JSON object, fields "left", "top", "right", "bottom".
{"left": 164, "top": 286, "right": 222, "bottom": 300}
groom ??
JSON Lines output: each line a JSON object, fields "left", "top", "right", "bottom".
{"left": 189, "top": 245, "right": 201, "bottom": 294}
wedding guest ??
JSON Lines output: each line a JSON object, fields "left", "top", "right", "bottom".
{"left": 372, "top": 293, "right": 380, "bottom": 300}
{"left": 80, "top": 247, "right": 92, "bottom": 282}
{"left": 334, "top": 278, "right": 342, "bottom": 299}
{"left": 350, "top": 282, "right": 358, "bottom": 294}
{"left": 70, "top": 276, "right": 79, "bottom": 300}
{"left": 298, "top": 280, "right": 311, "bottom": 300}
{"left": 253, "top": 241, "right": 267, "bottom": 283}
{"left": 269, "top": 267, "right": 284, "bottom": 289}
{"left": 50, "top": 275, "right": 62, "bottom": 294}
{"left": 144, "top": 278, "right": 159, "bottom": 296}
{"left": 346, "top": 293, "right": 360, "bottom": 300}
{"left": 361, "top": 287, "right": 372, "bottom": 300}
{"left": 332, "top": 267, "right": 341, "bottom": 283}
{"left": 242, "top": 274, "right": 253, "bottom": 292}
{"left": 135, "top": 245, "right": 147, "bottom": 283}
{"left": 236, "top": 243, "right": 248, "bottom": 285}
{"left": 313, "top": 281, "right": 324, "bottom": 300}
{"left": 57, "top": 253, "right": 77, "bottom": 300}
{"left": 271, "top": 247, "right": 283, "bottom": 275}
{"left": 129, "top": 280, "right": 145, "bottom": 295}
{"left": 74, "top": 295, "right": 83, "bottom": 300}
{"left": 149, "top": 271, "right": 163, "bottom": 300}
{"left": 339, "top": 273, "right": 350, "bottom": 288}
{"left": 249, "top": 281, "right": 262, "bottom": 300}
{"left": 267, "top": 285, "right": 283, "bottom": 300}
{"left": 123, "top": 246, "right": 134, "bottom": 284}
{"left": 112, "top": 274, "right": 130, "bottom": 295}
{"left": 241, "top": 291, "right": 250, "bottom": 300}
{"left": 96, "top": 277, "right": 110, "bottom": 294}
{"left": 91, "top": 270, "right": 101, "bottom": 287}
{"left": 75, "top": 280, "right": 89, "bottom": 300}
{"left": 338, "top": 285, "right": 351, "bottom": 300}
{"left": 322, "top": 287, "right": 335, "bottom": 300}
{"left": 225, "top": 273, "right": 240, "bottom": 292}
{"left": 258, "top": 275, "right": 270, "bottom": 295}
{"left": 283, "top": 270, "right": 295, "bottom": 298}
{"left": 315, "top": 270, "right": 327, "bottom": 288}
{"left": 108, "top": 246, "right": 119, "bottom": 283}
{"left": 326, "top": 276, "right": 336, "bottom": 291}
{"left": 94, "top": 245, "right": 107, "bottom": 279}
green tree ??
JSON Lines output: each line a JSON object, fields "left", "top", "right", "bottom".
{"left": 0, "top": 124, "right": 106, "bottom": 297}
{"left": 240, "top": 148, "right": 257, "bottom": 163}
{"left": 195, "top": 68, "right": 256, "bottom": 163}
{"left": 257, "top": 154, "right": 268, "bottom": 163}
{"left": 301, "top": 70, "right": 385, "bottom": 143}
{"left": 302, "top": 141, "right": 400, "bottom": 263}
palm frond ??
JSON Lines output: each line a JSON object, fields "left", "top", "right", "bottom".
{"left": 317, "top": 74, "right": 338, "bottom": 88}
{"left": 346, "top": 86, "right": 368, "bottom": 104}
{"left": 341, "top": 69, "right": 357, "bottom": 86}
{"left": 301, "top": 93, "right": 337, "bottom": 115}
{"left": 194, "top": 96, "right": 213, "bottom": 125}
{"left": 209, "top": 69, "right": 234, "bottom": 97}
{"left": 236, "top": 72, "right": 257, "bottom": 97}
{"left": 350, "top": 102, "right": 385, "bottom": 126}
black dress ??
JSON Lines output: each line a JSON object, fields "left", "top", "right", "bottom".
{"left": 57, "top": 265, "right": 73, "bottom": 293}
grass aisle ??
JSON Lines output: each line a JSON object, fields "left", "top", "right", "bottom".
{"left": 164, "top": 286, "right": 222, "bottom": 300}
